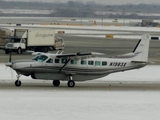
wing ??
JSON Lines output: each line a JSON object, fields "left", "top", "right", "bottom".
{"left": 56, "top": 52, "right": 105, "bottom": 72}
{"left": 56, "top": 52, "right": 105, "bottom": 59}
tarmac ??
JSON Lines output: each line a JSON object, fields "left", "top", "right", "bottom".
{"left": 1, "top": 80, "right": 160, "bottom": 91}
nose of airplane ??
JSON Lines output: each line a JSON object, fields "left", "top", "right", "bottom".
{"left": 5, "top": 62, "right": 13, "bottom": 67}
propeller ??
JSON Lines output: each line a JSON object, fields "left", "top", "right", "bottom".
{"left": 5, "top": 49, "right": 14, "bottom": 79}
{"left": 5, "top": 49, "right": 13, "bottom": 67}
{"left": 4, "top": 48, "right": 16, "bottom": 80}
{"left": 10, "top": 66, "right": 14, "bottom": 79}
{"left": 5, "top": 64, "right": 14, "bottom": 79}
{"left": 9, "top": 49, "right": 12, "bottom": 62}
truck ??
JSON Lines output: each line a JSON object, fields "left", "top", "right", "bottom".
{"left": 4, "top": 28, "right": 64, "bottom": 54}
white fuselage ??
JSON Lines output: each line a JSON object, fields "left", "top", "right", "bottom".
{"left": 11, "top": 56, "right": 147, "bottom": 81}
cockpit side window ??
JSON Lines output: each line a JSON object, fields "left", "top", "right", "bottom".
{"left": 32, "top": 55, "right": 48, "bottom": 63}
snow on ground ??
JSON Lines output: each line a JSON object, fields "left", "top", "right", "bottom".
{"left": 1, "top": 63, "right": 160, "bottom": 120}
{"left": 1, "top": 90, "right": 160, "bottom": 120}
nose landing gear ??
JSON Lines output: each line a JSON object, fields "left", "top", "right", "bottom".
{"left": 15, "top": 74, "right": 22, "bottom": 87}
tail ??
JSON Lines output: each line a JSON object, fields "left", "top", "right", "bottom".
{"left": 132, "top": 34, "right": 150, "bottom": 62}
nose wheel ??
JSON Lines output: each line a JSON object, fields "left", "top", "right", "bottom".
{"left": 15, "top": 80, "right": 21, "bottom": 87}
{"left": 15, "top": 74, "right": 22, "bottom": 87}
{"left": 67, "top": 75, "right": 75, "bottom": 87}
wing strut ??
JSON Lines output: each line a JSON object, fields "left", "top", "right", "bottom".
{"left": 59, "top": 58, "right": 71, "bottom": 72}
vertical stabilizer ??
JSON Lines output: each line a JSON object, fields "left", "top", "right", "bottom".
{"left": 132, "top": 34, "right": 150, "bottom": 62}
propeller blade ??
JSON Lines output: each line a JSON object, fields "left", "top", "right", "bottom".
{"left": 9, "top": 49, "right": 12, "bottom": 62}
{"left": 10, "top": 67, "right": 13, "bottom": 79}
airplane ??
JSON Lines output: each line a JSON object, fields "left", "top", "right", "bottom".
{"left": 5, "top": 34, "right": 150, "bottom": 87}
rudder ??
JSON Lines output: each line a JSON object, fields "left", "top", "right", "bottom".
{"left": 132, "top": 34, "right": 150, "bottom": 62}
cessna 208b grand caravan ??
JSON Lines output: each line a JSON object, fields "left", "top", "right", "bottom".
{"left": 6, "top": 34, "right": 150, "bottom": 87}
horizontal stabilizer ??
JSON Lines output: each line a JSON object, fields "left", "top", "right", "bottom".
{"left": 131, "top": 61, "right": 148, "bottom": 64}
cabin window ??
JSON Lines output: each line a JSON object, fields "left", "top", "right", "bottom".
{"left": 62, "top": 59, "right": 67, "bottom": 63}
{"left": 71, "top": 60, "right": 77, "bottom": 64}
{"left": 102, "top": 61, "right": 107, "bottom": 66}
{"left": 95, "top": 61, "right": 101, "bottom": 66}
{"left": 88, "top": 60, "right": 94, "bottom": 65}
{"left": 81, "top": 60, "right": 87, "bottom": 65}
{"left": 55, "top": 59, "right": 59, "bottom": 63}
{"left": 46, "top": 58, "right": 53, "bottom": 63}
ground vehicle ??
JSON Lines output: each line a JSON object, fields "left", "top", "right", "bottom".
{"left": 4, "top": 28, "right": 64, "bottom": 54}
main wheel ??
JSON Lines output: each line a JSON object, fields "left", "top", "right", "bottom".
{"left": 17, "top": 48, "right": 22, "bottom": 54}
{"left": 53, "top": 80, "right": 60, "bottom": 87}
{"left": 67, "top": 80, "right": 75, "bottom": 87}
{"left": 15, "top": 80, "right": 22, "bottom": 87}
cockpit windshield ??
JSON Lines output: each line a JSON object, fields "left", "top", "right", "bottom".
{"left": 32, "top": 55, "right": 48, "bottom": 62}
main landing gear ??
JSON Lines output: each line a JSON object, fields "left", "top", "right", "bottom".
{"left": 15, "top": 74, "right": 22, "bottom": 87}
{"left": 14, "top": 74, "right": 75, "bottom": 87}
{"left": 52, "top": 80, "right": 60, "bottom": 87}
{"left": 67, "top": 75, "right": 75, "bottom": 87}
{"left": 52, "top": 75, "right": 75, "bottom": 87}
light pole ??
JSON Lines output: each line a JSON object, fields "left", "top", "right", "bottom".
{"left": 101, "top": 18, "right": 103, "bottom": 26}
{"left": 123, "top": 8, "right": 125, "bottom": 26}
{"left": 101, "top": 5, "right": 106, "bottom": 26}
{"left": 80, "top": 5, "right": 82, "bottom": 26}
{"left": 77, "top": 4, "right": 82, "bottom": 26}
{"left": 81, "top": 16, "right": 82, "bottom": 26}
